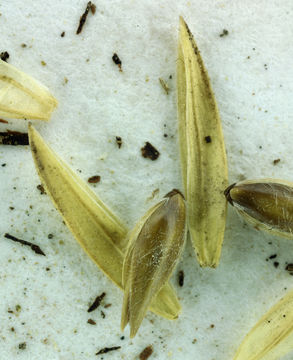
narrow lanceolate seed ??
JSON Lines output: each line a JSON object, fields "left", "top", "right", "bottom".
{"left": 0, "top": 59, "right": 57, "bottom": 120}
{"left": 177, "top": 17, "right": 228, "bottom": 267}
{"left": 225, "top": 179, "right": 293, "bottom": 239}
{"left": 121, "top": 189, "right": 186, "bottom": 338}
{"left": 28, "top": 124, "right": 181, "bottom": 322}
{"left": 234, "top": 288, "right": 293, "bottom": 360}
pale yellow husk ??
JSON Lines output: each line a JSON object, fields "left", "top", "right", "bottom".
{"left": 0, "top": 60, "right": 57, "bottom": 120}
{"left": 121, "top": 190, "right": 186, "bottom": 338}
{"left": 177, "top": 17, "right": 228, "bottom": 267}
{"left": 28, "top": 124, "right": 181, "bottom": 320}
{"left": 234, "top": 288, "right": 293, "bottom": 360}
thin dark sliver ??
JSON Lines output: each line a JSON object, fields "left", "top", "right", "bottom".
{"left": 178, "top": 270, "right": 184, "bottom": 287}
{"left": 0, "top": 119, "right": 8, "bottom": 124}
{"left": 76, "top": 1, "right": 94, "bottom": 35}
{"left": 88, "top": 292, "right": 106, "bottom": 312}
{"left": 4, "top": 233, "right": 46, "bottom": 256}
{"left": 0, "top": 131, "right": 28, "bottom": 145}
{"left": 96, "top": 346, "right": 121, "bottom": 355}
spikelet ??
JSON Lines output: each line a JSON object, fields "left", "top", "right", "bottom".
{"left": 225, "top": 179, "right": 293, "bottom": 239}
{"left": 121, "top": 189, "right": 186, "bottom": 337}
{"left": 28, "top": 124, "right": 181, "bottom": 321}
{"left": 0, "top": 59, "right": 57, "bottom": 120}
{"left": 177, "top": 17, "right": 228, "bottom": 267}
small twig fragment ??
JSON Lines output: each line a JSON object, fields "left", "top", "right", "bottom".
{"left": 159, "top": 78, "right": 169, "bottom": 94}
{"left": 4, "top": 233, "right": 46, "bottom": 256}
{"left": 76, "top": 1, "right": 95, "bottom": 35}
{"left": 88, "top": 292, "right": 106, "bottom": 312}
{"left": 96, "top": 346, "right": 121, "bottom": 355}
{"left": 0, "top": 131, "right": 28, "bottom": 145}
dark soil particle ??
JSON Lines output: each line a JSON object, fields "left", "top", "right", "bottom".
{"left": 100, "top": 310, "right": 105, "bottom": 318}
{"left": 96, "top": 346, "right": 121, "bottom": 355}
{"left": 61, "top": 31, "right": 65, "bottom": 37}
{"left": 178, "top": 270, "right": 184, "bottom": 287}
{"left": 273, "top": 261, "right": 279, "bottom": 268}
{"left": 285, "top": 264, "right": 293, "bottom": 272}
{"left": 204, "top": 135, "right": 212, "bottom": 143}
{"left": 4, "top": 233, "right": 46, "bottom": 256}
{"left": 115, "top": 136, "right": 122, "bottom": 148}
{"left": 112, "top": 53, "right": 122, "bottom": 71}
{"left": 0, "top": 51, "right": 9, "bottom": 62}
{"left": 37, "top": 184, "right": 46, "bottom": 194}
{"left": 88, "top": 175, "right": 101, "bottom": 184}
{"left": 269, "top": 254, "right": 277, "bottom": 259}
{"left": 139, "top": 345, "right": 153, "bottom": 360}
{"left": 219, "top": 29, "right": 229, "bottom": 37}
{"left": 273, "top": 159, "right": 280, "bottom": 165}
{"left": 0, "top": 131, "right": 28, "bottom": 145}
{"left": 141, "top": 142, "right": 160, "bottom": 161}
{"left": 88, "top": 292, "right": 106, "bottom": 312}
{"left": 87, "top": 318, "right": 96, "bottom": 325}
{"left": 18, "top": 342, "right": 26, "bottom": 350}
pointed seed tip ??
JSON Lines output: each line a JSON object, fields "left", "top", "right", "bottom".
{"left": 224, "top": 183, "right": 236, "bottom": 206}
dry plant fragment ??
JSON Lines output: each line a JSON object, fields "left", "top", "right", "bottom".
{"left": 177, "top": 17, "right": 228, "bottom": 267}
{"left": 28, "top": 124, "right": 181, "bottom": 321}
{"left": 0, "top": 59, "right": 57, "bottom": 120}
{"left": 234, "top": 288, "right": 293, "bottom": 360}
{"left": 225, "top": 179, "right": 293, "bottom": 239}
{"left": 121, "top": 189, "right": 186, "bottom": 338}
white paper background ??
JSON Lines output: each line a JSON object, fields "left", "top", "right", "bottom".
{"left": 1, "top": 1, "right": 293, "bottom": 359}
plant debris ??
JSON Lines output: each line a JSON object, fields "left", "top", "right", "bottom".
{"left": 0, "top": 131, "right": 28, "bottom": 145}
{"left": 88, "top": 292, "right": 106, "bottom": 312}
{"left": 112, "top": 53, "right": 122, "bottom": 71}
{"left": 4, "top": 233, "right": 46, "bottom": 256}
{"left": 273, "top": 158, "right": 280, "bottom": 165}
{"left": 286, "top": 264, "right": 293, "bottom": 272}
{"left": 139, "top": 345, "right": 154, "bottom": 360}
{"left": 178, "top": 270, "right": 184, "bottom": 287}
{"left": 37, "top": 184, "right": 46, "bottom": 194}
{"left": 100, "top": 310, "right": 105, "bottom": 318}
{"left": 87, "top": 318, "right": 96, "bottom": 325}
{"left": 18, "top": 342, "right": 26, "bottom": 350}
{"left": 76, "top": 1, "right": 95, "bottom": 35}
{"left": 141, "top": 142, "right": 160, "bottom": 161}
{"left": 88, "top": 175, "right": 101, "bottom": 184}
{"left": 115, "top": 136, "right": 122, "bottom": 148}
{"left": 219, "top": 29, "right": 229, "bottom": 37}
{"left": 96, "top": 346, "right": 121, "bottom": 355}
{"left": 0, "top": 119, "right": 8, "bottom": 123}
{"left": 0, "top": 51, "right": 9, "bottom": 62}
{"left": 159, "top": 78, "right": 169, "bottom": 94}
